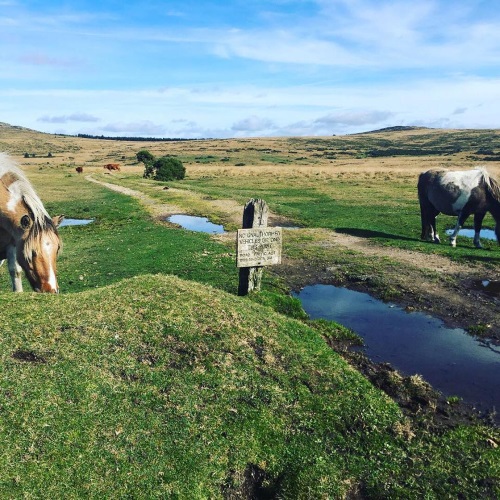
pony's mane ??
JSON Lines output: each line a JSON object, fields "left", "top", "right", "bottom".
{"left": 0, "top": 152, "right": 51, "bottom": 226}
{"left": 0, "top": 153, "right": 59, "bottom": 263}
{"left": 480, "top": 167, "right": 500, "bottom": 202}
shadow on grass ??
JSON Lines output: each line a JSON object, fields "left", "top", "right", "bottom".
{"left": 335, "top": 227, "right": 417, "bottom": 242}
{"left": 335, "top": 227, "right": 500, "bottom": 264}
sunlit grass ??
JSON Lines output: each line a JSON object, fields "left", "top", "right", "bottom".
{"left": 0, "top": 127, "right": 498, "bottom": 497}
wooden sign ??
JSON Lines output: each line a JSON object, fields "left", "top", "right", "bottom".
{"left": 238, "top": 198, "right": 281, "bottom": 296}
{"left": 237, "top": 227, "right": 282, "bottom": 267}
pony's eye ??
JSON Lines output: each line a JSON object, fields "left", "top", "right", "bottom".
{"left": 32, "top": 250, "right": 38, "bottom": 258}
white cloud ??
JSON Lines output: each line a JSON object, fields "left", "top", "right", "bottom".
{"left": 101, "top": 120, "right": 168, "bottom": 136}
{"left": 19, "top": 53, "right": 83, "bottom": 68}
{"left": 314, "top": 111, "right": 395, "bottom": 127}
{"left": 3, "top": 73, "right": 500, "bottom": 138}
{"left": 211, "top": 30, "right": 365, "bottom": 67}
{"left": 231, "top": 115, "right": 276, "bottom": 132}
{"left": 38, "top": 113, "right": 100, "bottom": 124}
{"left": 202, "top": 1, "right": 500, "bottom": 70}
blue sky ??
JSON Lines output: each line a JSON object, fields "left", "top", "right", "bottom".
{"left": 1, "top": 0, "right": 500, "bottom": 138}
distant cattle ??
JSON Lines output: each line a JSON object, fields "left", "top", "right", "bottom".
{"left": 104, "top": 163, "right": 121, "bottom": 171}
{"left": 75, "top": 166, "right": 83, "bottom": 174}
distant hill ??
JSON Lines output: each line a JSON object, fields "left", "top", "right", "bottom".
{"left": 358, "top": 126, "right": 430, "bottom": 135}
{"left": 1, "top": 120, "right": 500, "bottom": 166}
{"left": 0, "top": 121, "right": 42, "bottom": 133}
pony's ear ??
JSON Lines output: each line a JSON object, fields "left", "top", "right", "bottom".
{"left": 20, "top": 214, "right": 32, "bottom": 230}
{"left": 52, "top": 215, "right": 65, "bottom": 228}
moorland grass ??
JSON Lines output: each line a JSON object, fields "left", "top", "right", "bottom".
{"left": 175, "top": 172, "right": 500, "bottom": 260}
{"left": 0, "top": 132, "right": 499, "bottom": 497}
{"left": 0, "top": 275, "right": 498, "bottom": 497}
{"left": 106, "top": 158, "right": 500, "bottom": 265}
{"left": 1, "top": 172, "right": 238, "bottom": 294}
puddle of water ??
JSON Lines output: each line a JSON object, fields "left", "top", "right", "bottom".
{"left": 294, "top": 284, "right": 500, "bottom": 415}
{"left": 60, "top": 218, "right": 94, "bottom": 227}
{"left": 445, "top": 228, "right": 497, "bottom": 241}
{"left": 167, "top": 214, "right": 225, "bottom": 234}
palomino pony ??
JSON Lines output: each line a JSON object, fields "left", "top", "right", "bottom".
{"left": 0, "top": 153, "right": 63, "bottom": 292}
{"left": 418, "top": 167, "right": 500, "bottom": 248}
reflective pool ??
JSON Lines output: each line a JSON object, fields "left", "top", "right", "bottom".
{"left": 445, "top": 228, "right": 497, "bottom": 241}
{"left": 294, "top": 284, "right": 500, "bottom": 415}
{"left": 60, "top": 218, "right": 94, "bottom": 227}
{"left": 167, "top": 214, "right": 225, "bottom": 234}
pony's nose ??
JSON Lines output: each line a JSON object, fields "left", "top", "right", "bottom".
{"left": 40, "top": 283, "right": 58, "bottom": 293}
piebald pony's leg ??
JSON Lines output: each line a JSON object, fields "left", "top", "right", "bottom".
{"left": 431, "top": 216, "right": 440, "bottom": 243}
{"left": 6, "top": 244, "right": 23, "bottom": 292}
{"left": 449, "top": 220, "right": 461, "bottom": 247}
{"left": 449, "top": 209, "right": 472, "bottom": 248}
{"left": 473, "top": 212, "right": 486, "bottom": 249}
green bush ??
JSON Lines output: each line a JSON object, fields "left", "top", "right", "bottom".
{"left": 138, "top": 149, "right": 185, "bottom": 181}
{"left": 137, "top": 150, "right": 156, "bottom": 178}
{"left": 151, "top": 156, "right": 186, "bottom": 181}
{"left": 136, "top": 149, "right": 155, "bottom": 165}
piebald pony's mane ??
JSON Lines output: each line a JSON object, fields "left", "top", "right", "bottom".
{"left": 0, "top": 153, "right": 60, "bottom": 262}
{"left": 481, "top": 168, "right": 500, "bottom": 202}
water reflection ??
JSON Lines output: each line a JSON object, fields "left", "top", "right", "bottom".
{"left": 473, "top": 280, "right": 500, "bottom": 297}
{"left": 294, "top": 284, "right": 500, "bottom": 415}
{"left": 60, "top": 218, "right": 94, "bottom": 227}
{"left": 445, "top": 228, "right": 496, "bottom": 240}
{"left": 167, "top": 214, "right": 225, "bottom": 234}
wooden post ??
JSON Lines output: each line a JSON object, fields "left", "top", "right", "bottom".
{"left": 238, "top": 199, "right": 269, "bottom": 295}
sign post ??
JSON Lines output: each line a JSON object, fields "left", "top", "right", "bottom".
{"left": 237, "top": 199, "right": 282, "bottom": 295}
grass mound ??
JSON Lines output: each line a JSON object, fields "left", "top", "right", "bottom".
{"left": 1, "top": 275, "right": 498, "bottom": 498}
{"left": 0, "top": 274, "right": 400, "bottom": 497}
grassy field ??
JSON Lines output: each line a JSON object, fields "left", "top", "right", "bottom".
{"left": 0, "top": 124, "right": 499, "bottom": 497}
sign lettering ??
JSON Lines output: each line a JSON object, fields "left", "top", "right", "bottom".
{"left": 237, "top": 227, "right": 282, "bottom": 267}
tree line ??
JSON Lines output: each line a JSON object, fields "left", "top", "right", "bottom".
{"left": 77, "top": 134, "right": 205, "bottom": 142}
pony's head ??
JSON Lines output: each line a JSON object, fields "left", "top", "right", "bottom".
{"left": 16, "top": 212, "right": 63, "bottom": 293}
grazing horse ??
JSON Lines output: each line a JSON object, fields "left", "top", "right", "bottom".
{"left": 418, "top": 168, "right": 500, "bottom": 248}
{"left": 0, "top": 153, "right": 64, "bottom": 292}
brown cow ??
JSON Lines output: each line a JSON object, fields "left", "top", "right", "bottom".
{"left": 104, "top": 163, "right": 121, "bottom": 171}
{"left": 75, "top": 166, "right": 83, "bottom": 174}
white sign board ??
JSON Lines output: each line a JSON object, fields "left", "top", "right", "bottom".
{"left": 237, "top": 227, "right": 282, "bottom": 268}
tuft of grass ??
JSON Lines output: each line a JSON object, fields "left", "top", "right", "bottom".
{"left": 247, "top": 290, "right": 309, "bottom": 320}
{"left": 467, "top": 323, "right": 493, "bottom": 337}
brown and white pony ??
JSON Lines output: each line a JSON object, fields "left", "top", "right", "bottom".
{"left": 418, "top": 167, "right": 500, "bottom": 248}
{"left": 0, "top": 153, "right": 63, "bottom": 292}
